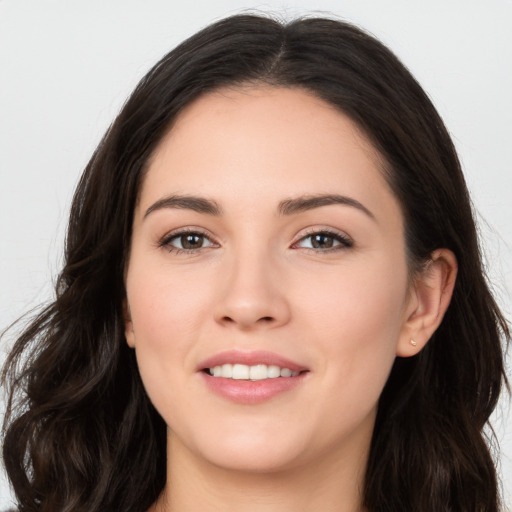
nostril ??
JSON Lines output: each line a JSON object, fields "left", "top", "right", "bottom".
{"left": 217, "top": 313, "right": 278, "bottom": 327}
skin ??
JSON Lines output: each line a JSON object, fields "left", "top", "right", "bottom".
{"left": 124, "top": 87, "right": 457, "bottom": 512}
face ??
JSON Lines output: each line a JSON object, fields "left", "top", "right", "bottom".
{"left": 125, "top": 87, "right": 414, "bottom": 473}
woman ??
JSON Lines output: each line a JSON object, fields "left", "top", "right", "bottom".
{"left": 1, "top": 13, "right": 509, "bottom": 512}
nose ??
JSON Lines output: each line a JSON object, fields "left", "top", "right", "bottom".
{"left": 213, "top": 251, "right": 291, "bottom": 331}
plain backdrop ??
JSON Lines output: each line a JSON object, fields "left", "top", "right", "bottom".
{"left": 1, "top": 0, "right": 511, "bottom": 509}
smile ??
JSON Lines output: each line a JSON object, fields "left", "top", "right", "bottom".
{"left": 207, "top": 363, "right": 300, "bottom": 380}
{"left": 199, "top": 350, "right": 308, "bottom": 404}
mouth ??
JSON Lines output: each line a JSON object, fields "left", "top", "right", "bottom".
{"left": 198, "top": 350, "right": 309, "bottom": 404}
{"left": 203, "top": 363, "right": 302, "bottom": 380}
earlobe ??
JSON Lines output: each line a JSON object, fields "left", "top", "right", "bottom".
{"left": 123, "top": 300, "right": 136, "bottom": 348}
{"left": 397, "top": 249, "right": 457, "bottom": 357}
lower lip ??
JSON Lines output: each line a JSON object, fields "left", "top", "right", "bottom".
{"left": 200, "top": 372, "right": 307, "bottom": 404}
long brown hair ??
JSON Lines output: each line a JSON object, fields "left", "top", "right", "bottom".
{"left": 2, "top": 14, "right": 509, "bottom": 512}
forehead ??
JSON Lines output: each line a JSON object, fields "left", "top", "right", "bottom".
{"left": 139, "top": 86, "right": 400, "bottom": 224}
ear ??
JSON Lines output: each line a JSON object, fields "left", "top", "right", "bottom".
{"left": 123, "top": 299, "right": 136, "bottom": 348}
{"left": 396, "top": 249, "right": 457, "bottom": 357}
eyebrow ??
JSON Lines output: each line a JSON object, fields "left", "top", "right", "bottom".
{"left": 143, "top": 193, "right": 375, "bottom": 221}
{"left": 278, "top": 194, "right": 375, "bottom": 220}
{"left": 144, "top": 195, "right": 223, "bottom": 218}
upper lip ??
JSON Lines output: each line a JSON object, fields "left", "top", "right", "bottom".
{"left": 198, "top": 350, "right": 308, "bottom": 373}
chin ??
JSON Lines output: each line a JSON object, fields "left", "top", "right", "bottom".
{"left": 204, "top": 445, "right": 302, "bottom": 474}
{"left": 183, "top": 426, "right": 308, "bottom": 474}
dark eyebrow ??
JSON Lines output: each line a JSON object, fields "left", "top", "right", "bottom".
{"left": 278, "top": 194, "right": 375, "bottom": 220}
{"left": 143, "top": 193, "right": 375, "bottom": 221}
{"left": 144, "top": 195, "right": 222, "bottom": 219}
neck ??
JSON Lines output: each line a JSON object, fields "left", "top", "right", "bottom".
{"left": 151, "top": 432, "right": 369, "bottom": 512}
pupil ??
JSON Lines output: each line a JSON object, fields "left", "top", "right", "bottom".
{"left": 312, "top": 234, "right": 333, "bottom": 249}
{"left": 182, "top": 234, "right": 203, "bottom": 249}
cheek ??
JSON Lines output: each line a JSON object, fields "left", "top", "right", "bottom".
{"left": 288, "top": 262, "right": 407, "bottom": 441}
{"left": 126, "top": 301, "right": 195, "bottom": 437}
{"left": 294, "top": 255, "right": 408, "bottom": 390}
{"left": 124, "top": 263, "right": 216, "bottom": 411}
{"left": 127, "top": 261, "right": 214, "bottom": 345}
{"left": 298, "top": 256, "right": 406, "bottom": 338}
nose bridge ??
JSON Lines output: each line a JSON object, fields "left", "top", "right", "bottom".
{"left": 214, "top": 239, "right": 290, "bottom": 329}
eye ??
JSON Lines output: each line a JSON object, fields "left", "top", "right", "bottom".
{"left": 294, "top": 230, "right": 353, "bottom": 251}
{"left": 160, "top": 230, "right": 216, "bottom": 253}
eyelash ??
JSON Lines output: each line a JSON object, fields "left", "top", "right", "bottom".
{"left": 158, "top": 228, "right": 353, "bottom": 254}
{"left": 158, "top": 228, "right": 216, "bottom": 255}
{"left": 292, "top": 229, "right": 353, "bottom": 252}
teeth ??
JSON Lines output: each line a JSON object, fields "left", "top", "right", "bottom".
{"left": 267, "top": 365, "right": 281, "bottom": 378}
{"left": 232, "top": 364, "right": 249, "bottom": 380}
{"left": 280, "top": 368, "right": 292, "bottom": 377}
{"left": 249, "top": 364, "right": 267, "bottom": 380}
{"left": 209, "top": 363, "right": 299, "bottom": 380}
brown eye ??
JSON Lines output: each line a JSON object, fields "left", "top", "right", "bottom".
{"left": 180, "top": 233, "right": 205, "bottom": 249}
{"left": 311, "top": 234, "right": 334, "bottom": 249}
{"left": 162, "top": 231, "right": 216, "bottom": 252}
{"left": 296, "top": 231, "right": 352, "bottom": 251}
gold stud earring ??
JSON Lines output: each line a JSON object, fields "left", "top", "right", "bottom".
{"left": 410, "top": 339, "right": 417, "bottom": 347}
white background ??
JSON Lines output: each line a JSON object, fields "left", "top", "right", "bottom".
{"left": 1, "top": 0, "right": 511, "bottom": 509}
